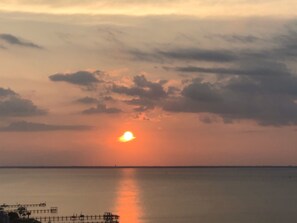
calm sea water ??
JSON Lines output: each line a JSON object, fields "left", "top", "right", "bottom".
{"left": 0, "top": 168, "right": 297, "bottom": 223}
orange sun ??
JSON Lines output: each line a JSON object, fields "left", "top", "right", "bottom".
{"left": 119, "top": 131, "right": 136, "bottom": 142}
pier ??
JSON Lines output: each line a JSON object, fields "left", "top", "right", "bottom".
{"left": 34, "top": 213, "right": 119, "bottom": 223}
{"left": 1, "top": 203, "right": 46, "bottom": 209}
{"left": 0, "top": 203, "right": 119, "bottom": 223}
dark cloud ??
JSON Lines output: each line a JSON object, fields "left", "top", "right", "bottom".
{"left": 112, "top": 85, "right": 146, "bottom": 97}
{"left": 210, "top": 34, "right": 261, "bottom": 43}
{"left": 0, "top": 88, "right": 17, "bottom": 97}
{"left": 164, "top": 59, "right": 297, "bottom": 126}
{"left": 0, "top": 88, "right": 46, "bottom": 117}
{"left": 174, "top": 62, "right": 290, "bottom": 77}
{"left": 76, "top": 96, "right": 99, "bottom": 104}
{"left": 113, "top": 75, "right": 167, "bottom": 112}
{"left": 167, "top": 86, "right": 180, "bottom": 95}
{"left": 182, "top": 81, "right": 221, "bottom": 102}
{"left": 158, "top": 48, "right": 237, "bottom": 62}
{"left": 275, "top": 29, "right": 297, "bottom": 58}
{"left": 0, "top": 33, "right": 42, "bottom": 49}
{"left": 113, "top": 75, "right": 167, "bottom": 99}
{"left": 82, "top": 103, "right": 121, "bottom": 114}
{"left": 128, "top": 49, "right": 164, "bottom": 63}
{"left": 49, "top": 70, "right": 102, "bottom": 87}
{"left": 125, "top": 98, "right": 155, "bottom": 111}
{"left": 103, "top": 96, "right": 114, "bottom": 101}
{"left": 76, "top": 96, "right": 115, "bottom": 105}
{"left": 198, "top": 114, "right": 220, "bottom": 124}
{"left": 0, "top": 121, "right": 92, "bottom": 132}
{"left": 129, "top": 48, "right": 238, "bottom": 63}
{"left": 158, "top": 26, "right": 297, "bottom": 126}
{"left": 159, "top": 79, "right": 168, "bottom": 85}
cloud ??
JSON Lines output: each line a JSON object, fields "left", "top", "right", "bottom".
{"left": 0, "top": 88, "right": 17, "bottom": 97}
{"left": 0, "top": 33, "right": 42, "bottom": 49}
{"left": 181, "top": 81, "right": 221, "bottom": 102}
{"left": 103, "top": 96, "right": 114, "bottom": 101}
{"left": 209, "top": 34, "right": 262, "bottom": 43}
{"left": 82, "top": 103, "right": 121, "bottom": 114}
{"left": 112, "top": 75, "right": 168, "bottom": 112}
{"left": 275, "top": 29, "right": 297, "bottom": 58}
{"left": 1, "top": 0, "right": 296, "bottom": 17}
{"left": 0, "top": 87, "right": 46, "bottom": 117}
{"left": 157, "top": 25, "right": 297, "bottom": 126}
{"left": 125, "top": 98, "right": 155, "bottom": 111}
{"left": 113, "top": 75, "right": 167, "bottom": 99}
{"left": 128, "top": 49, "right": 163, "bottom": 63}
{"left": 174, "top": 62, "right": 290, "bottom": 77}
{"left": 164, "top": 58, "right": 297, "bottom": 126}
{"left": 76, "top": 96, "right": 99, "bottom": 104}
{"left": 129, "top": 48, "right": 239, "bottom": 63}
{"left": 97, "top": 25, "right": 126, "bottom": 46}
{"left": 49, "top": 70, "right": 102, "bottom": 87}
{"left": 158, "top": 48, "right": 237, "bottom": 63}
{"left": 0, "top": 121, "right": 92, "bottom": 132}
{"left": 76, "top": 96, "right": 114, "bottom": 104}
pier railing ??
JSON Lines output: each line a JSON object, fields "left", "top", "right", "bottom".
{"left": 1, "top": 203, "right": 119, "bottom": 223}
{"left": 1, "top": 203, "right": 46, "bottom": 209}
{"left": 34, "top": 213, "right": 119, "bottom": 223}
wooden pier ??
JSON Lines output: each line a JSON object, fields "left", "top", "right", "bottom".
{"left": 1, "top": 203, "right": 46, "bottom": 209}
{"left": 1, "top": 203, "right": 119, "bottom": 223}
{"left": 34, "top": 213, "right": 119, "bottom": 223}
{"left": 27, "top": 207, "right": 58, "bottom": 214}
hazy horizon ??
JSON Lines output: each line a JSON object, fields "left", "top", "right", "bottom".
{"left": 0, "top": 165, "right": 297, "bottom": 168}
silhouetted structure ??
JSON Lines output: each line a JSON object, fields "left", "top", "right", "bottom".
{"left": 34, "top": 213, "right": 119, "bottom": 223}
{"left": 0, "top": 203, "right": 119, "bottom": 223}
{"left": 0, "top": 208, "right": 10, "bottom": 223}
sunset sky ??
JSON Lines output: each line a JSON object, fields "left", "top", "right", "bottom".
{"left": 1, "top": 0, "right": 297, "bottom": 166}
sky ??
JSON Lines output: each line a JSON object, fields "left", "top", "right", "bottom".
{"left": 1, "top": 0, "right": 297, "bottom": 166}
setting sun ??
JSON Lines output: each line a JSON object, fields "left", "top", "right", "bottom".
{"left": 119, "top": 131, "right": 136, "bottom": 142}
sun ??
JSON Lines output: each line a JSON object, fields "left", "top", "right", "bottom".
{"left": 119, "top": 131, "right": 136, "bottom": 142}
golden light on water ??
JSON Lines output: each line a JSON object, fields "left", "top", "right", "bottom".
{"left": 115, "top": 169, "right": 143, "bottom": 223}
{"left": 119, "top": 131, "right": 136, "bottom": 142}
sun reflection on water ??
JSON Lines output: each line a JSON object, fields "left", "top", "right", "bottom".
{"left": 115, "top": 169, "right": 143, "bottom": 223}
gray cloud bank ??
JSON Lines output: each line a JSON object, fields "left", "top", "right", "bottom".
{"left": 0, "top": 87, "right": 46, "bottom": 117}
{"left": 0, "top": 121, "right": 92, "bottom": 132}
{"left": 113, "top": 75, "right": 167, "bottom": 99}
{"left": 49, "top": 71, "right": 102, "bottom": 87}
{"left": 76, "top": 97, "right": 99, "bottom": 104}
{"left": 164, "top": 58, "right": 297, "bottom": 126}
{"left": 158, "top": 48, "right": 237, "bottom": 63}
{"left": 45, "top": 17, "right": 297, "bottom": 126}
{"left": 129, "top": 48, "right": 238, "bottom": 63}
{"left": 112, "top": 75, "right": 167, "bottom": 111}
{"left": 82, "top": 103, "right": 121, "bottom": 114}
{"left": 0, "top": 34, "right": 42, "bottom": 49}
{"left": 125, "top": 22, "right": 297, "bottom": 126}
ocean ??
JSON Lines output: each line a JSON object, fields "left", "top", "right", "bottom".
{"left": 0, "top": 167, "right": 297, "bottom": 223}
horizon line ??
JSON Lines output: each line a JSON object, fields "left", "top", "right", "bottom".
{"left": 0, "top": 165, "right": 296, "bottom": 169}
